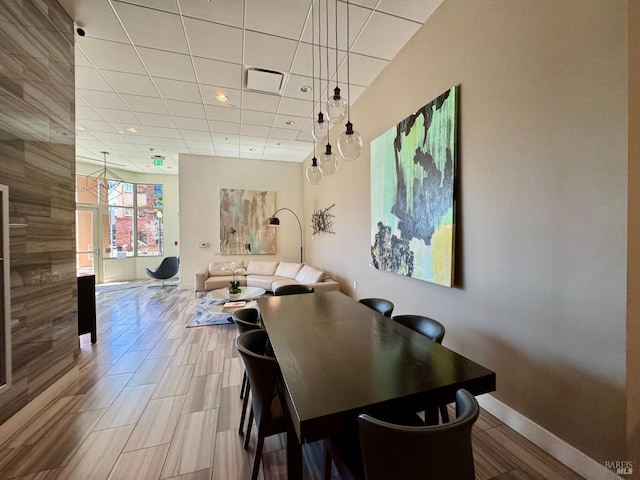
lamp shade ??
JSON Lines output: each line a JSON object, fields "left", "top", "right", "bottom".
{"left": 267, "top": 217, "right": 280, "bottom": 226}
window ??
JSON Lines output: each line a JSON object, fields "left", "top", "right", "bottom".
{"left": 75, "top": 176, "right": 164, "bottom": 257}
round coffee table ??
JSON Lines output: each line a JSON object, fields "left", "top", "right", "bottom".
{"left": 204, "top": 286, "right": 266, "bottom": 301}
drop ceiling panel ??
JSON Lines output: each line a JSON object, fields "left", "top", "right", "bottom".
{"left": 76, "top": 105, "right": 103, "bottom": 120}
{"left": 101, "top": 71, "right": 158, "bottom": 96}
{"left": 205, "top": 105, "right": 242, "bottom": 123}
{"left": 282, "top": 74, "right": 315, "bottom": 101}
{"left": 118, "top": 0, "right": 179, "bottom": 13}
{"left": 75, "top": 66, "right": 113, "bottom": 91}
{"left": 270, "top": 128, "right": 299, "bottom": 140}
{"left": 110, "top": 124, "right": 150, "bottom": 136}
{"left": 92, "top": 108, "right": 138, "bottom": 124}
{"left": 290, "top": 42, "right": 346, "bottom": 80}
{"left": 76, "top": 37, "right": 146, "bottom": 74}
{"left": 193, "top": 57, "right": 242, "bottom": 88}
{"left": 113, "top": 2, "right": 189, "bottom": 54}
{"left": 241, "top": 110, "right": 275, "bottom": 127}
{"left": 351, "top": 12, "right": 421, "bottom": 61}
{"left": 146, "top": 126, "right": 184, "bottom": 139}
{"left": 240, "top": 124, "right": 270, "bottom": 137}
{"left": 121, "top": 95, "right": 169, "bottom": 115}
{"left": 184, "top": 17, "right": 243, "bottom": 63}
{"left": 245, "top": 0, "right": 309, "bottom": 41}
{"left": 165, "top": 100, "right": 206, "bottom": 119}
{"left": 181, "top": 130, "right": 213, "bottom": 141}
{"left": 136, "top": 113, "right": 176, "bottom": 128}
{"left": 200, "top": 85, "right": 241, "bottom": 107}
{"left": 278, "top": 97, "right": 313, "bottom": 118}
{"left": 153, "top": 78, "right": 202, "bottom": 103}
{"left": 240, "top": 136, "right": 268, "bottom": 147}
{"left": 178, "top": 0, "right": 244, "bottom": 27}
{"left": 377, "top": 0, "right": 445, "bottom": 23}
{"left": 244, "top": 31, "right": 299, "bottom": 73}
{"left": 174, "top": 117, "right": 209, "bottom": 131}
{"left": 76, "top": 89, "right": 129, "bottom": 110}
{"left": 300, "top": 1, "right": 371, "bottom": 51}
{"left": 341, "top": 53, "right": 387, "bottom": 86}
{"left": 241, "top": 91, "right": 281, "bottom": 113}
{"left": 137, "top": 47, "right": 197, "bottom": 82}
{"left": 209, "top": 121, "right": 241, "bottom": 135}
{"left": 273, "top": 114, "right": 306, "bottom": 129}
{"left": 58, "top": 0, "right": 129, "bottom": 43}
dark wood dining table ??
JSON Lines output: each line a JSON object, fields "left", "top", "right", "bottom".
{"left": 256, "top": 291, "right": 496, "bottom": 480}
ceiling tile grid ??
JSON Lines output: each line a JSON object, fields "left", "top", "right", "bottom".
{"left": 58, "top": 0, "right": 443, "bottom": 174}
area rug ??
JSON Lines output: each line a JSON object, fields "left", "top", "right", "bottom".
{"left": 186, "top": 298, "right": 259, "bottom": 327}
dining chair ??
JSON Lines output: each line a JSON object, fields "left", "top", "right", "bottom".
{"left": 357, "top": 389, "right": 479, "bottom": 480}
{"left": 232, "top": 308, "right": 261, "bottom": 436}
{"left": 391, "top": 314, "right": 449, "bottom": 423}
{"left": 236, "top": 329, "right": 287, "bottom": 480}
{"left": 358, "top": 298, "right": 394, "bottom": 317}
{"left": 274, "top": 284, "right": 315, "bottom": 296}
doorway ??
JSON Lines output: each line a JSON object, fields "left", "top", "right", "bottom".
{"left": 75, "top": 206, "right": 102, "bottom": 282}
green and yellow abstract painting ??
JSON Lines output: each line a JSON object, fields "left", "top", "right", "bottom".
{"left": 370, "top": 86, "right": 458, "bottom": 287}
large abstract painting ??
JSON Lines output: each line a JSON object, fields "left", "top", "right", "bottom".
{"left": 370, "top": 86, "right": 458, "bottom": 287}
{"left": 220, "top": 189, "right": 276, "bottom": 255}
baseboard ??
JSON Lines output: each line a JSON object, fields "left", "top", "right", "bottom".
{"left": 0, "top": 365, "right": 79, "bottom": 448}
{"left": 477, "top": 394, "right": 620, "bottom": 480}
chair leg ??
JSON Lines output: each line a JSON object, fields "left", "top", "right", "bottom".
{"left": 244, "top": 409, "right": 254, "bottom": 449}
{"left": 240, "top": 371, "right": 247, "bottom": 399}
{"left": 322, "top": 441, "right": 333, "bottom": 480}
{"left": 239, "top": 383, "right": 251, "bottom": 435}
{"left": 439, "top": 404, "right": 450, "bottom": 423}
{"left": 425, "top": 407, "right": 440, "bottom": 425}
{"left": 251, "top": 435, "right": 265, "bottom": 480}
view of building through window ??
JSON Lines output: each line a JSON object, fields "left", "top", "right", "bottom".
{"left": 76, "top": 175, "right": 164, "bottom": 258}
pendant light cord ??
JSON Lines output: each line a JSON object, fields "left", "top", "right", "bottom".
{"left": 346, "top": 0, "right": 351, "bottom": 122}
{"left": 325, "top": 0, "right": 330, "bottom": 145}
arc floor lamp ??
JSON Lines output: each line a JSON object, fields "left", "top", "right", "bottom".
{"left": 267, "top": 208, "right": 303, "bottom": 263}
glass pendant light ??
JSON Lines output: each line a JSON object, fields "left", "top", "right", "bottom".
{"left": 312, "top": 111, "right": 328, "bottom": 142}
{"left": 338, "top": 121, "right": 363, "bottom": 161}
{"left": 327, "top": 0, "right": 347, "bottom": 124}
{"left": 320, "top": 143, "right": 338, "bottom": 176}
{"left": 306, "top": 156, "right": 322, "bottom": 185}
{"left": 337, "top": 0, "right": 363, "bottom": 162}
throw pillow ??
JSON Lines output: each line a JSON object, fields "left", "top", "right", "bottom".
{"left": 274, "top": 262, "right": 304, "bottom": 279}
{"left": 295, "top": 265, "right": 324, "bottom": 283}
{"left": 245, "top": 261, "right": 279, "bottom": 276}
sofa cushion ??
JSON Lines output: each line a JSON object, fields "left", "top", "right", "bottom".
{"left": 208, "top": 262, "right": 232, "bottom": 277}
{"left": 245, "top": 261, "right": 279, "bottom": 276}
{"left": 246, "top": 274, "right": 280, "bottom": 290}
{"left": 274, "top": 262, "right": 303, "bottom": 279}
{"left": 271, "top": 278, "right": 299, "bottom": 291}
{"left": 295, "top": 265, "right": 324, "bottom": 283}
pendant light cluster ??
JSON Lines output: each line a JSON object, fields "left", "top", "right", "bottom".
{"left": 306, "top": 0, "right": 363, "bottom": 186}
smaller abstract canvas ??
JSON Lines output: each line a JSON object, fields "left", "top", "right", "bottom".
{"left": 220, "top": 189, "right": 276, "bottom": 255}
{"left": 370, "top": 86, "right": 458, "bottom": 287}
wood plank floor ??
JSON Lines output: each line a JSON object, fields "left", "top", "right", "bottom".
{"left": 0, "top": 283, "right": 586, "bottom": 480}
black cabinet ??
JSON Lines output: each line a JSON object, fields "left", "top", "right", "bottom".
{"left": 77, "top": 275, "right": 96, "bottom": 343}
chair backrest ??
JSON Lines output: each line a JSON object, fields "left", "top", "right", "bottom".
{"left": 359, "top": 298, "right": 394, "bottom": 318}
{"left": 274, "top": 284, "right": 315, "bottom": 296}
{"left": 236, "top": 330, "right": 279, "bottom": 429}
{"left": 358, "top": 389, "right": 479, "bottom": 480}
{"left": 232, "top": 308, "right": 261, "bottom": 335}
{"left": 150, "top": 256, "right": 179, "bottom": 279}
{"left": 391, "top": 314, "right": 445, "bottom": 344}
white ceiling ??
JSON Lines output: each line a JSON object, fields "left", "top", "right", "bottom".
{"left": 59, "top": 0, "right": 443, "bottom": 175}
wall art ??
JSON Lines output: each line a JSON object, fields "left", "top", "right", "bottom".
{"left": 311, "top": 204, "right": 335, "bottom": 235}
{"left": 370, "top": 86, "right": 458, "bottom": 287}
{"left": 219, "top": 188, "right": 276, "bottom": 255}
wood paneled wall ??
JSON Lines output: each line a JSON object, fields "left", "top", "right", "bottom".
{"left": 0, "top": 0, "right": 77, "bottom": 423}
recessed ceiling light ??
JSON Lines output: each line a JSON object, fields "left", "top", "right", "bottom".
{"left": 276, "top": 142, "right": 284, "bottom": 146}
{"left": 249, "top": 148, "right": 256, "bottom": 152}
{"left": 215, "top": 93, "right": 228, "bottom": 102}
{"left": 285, "top": 120, "right": 295, "bottom": 126}
{"left": 300, "top": 85, "right": 311, "bottom": 93}
{"left": 126, "top": 127, "right": 138, "bottom": 133}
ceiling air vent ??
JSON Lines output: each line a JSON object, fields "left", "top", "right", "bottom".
{"left": 245, "top": 67, "right": 285, "bottom": 95}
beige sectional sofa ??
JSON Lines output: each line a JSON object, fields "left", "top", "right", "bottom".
{"left": 194, "top": 260, "right": 339, "bottom": 295}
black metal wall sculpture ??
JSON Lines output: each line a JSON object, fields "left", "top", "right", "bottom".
{"left": 311, "top": 204, "right": 335, "bottom": 235}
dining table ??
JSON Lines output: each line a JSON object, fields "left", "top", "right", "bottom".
{"left": 256, "top": 290, "right": 496, "bottom": 480}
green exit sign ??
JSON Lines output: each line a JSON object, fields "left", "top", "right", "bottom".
{"left": 152, "top": 157, "right": 163, "bottom": 166}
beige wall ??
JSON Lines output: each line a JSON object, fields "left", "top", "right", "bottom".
{"left": 303, "top": 0, "right": 627, "bottom": 463}
{"left": 627, "top": 0, "right": 640, "bottom": 470}
{"left": 178, "top": 154, "right": 303, "bottom": 289}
